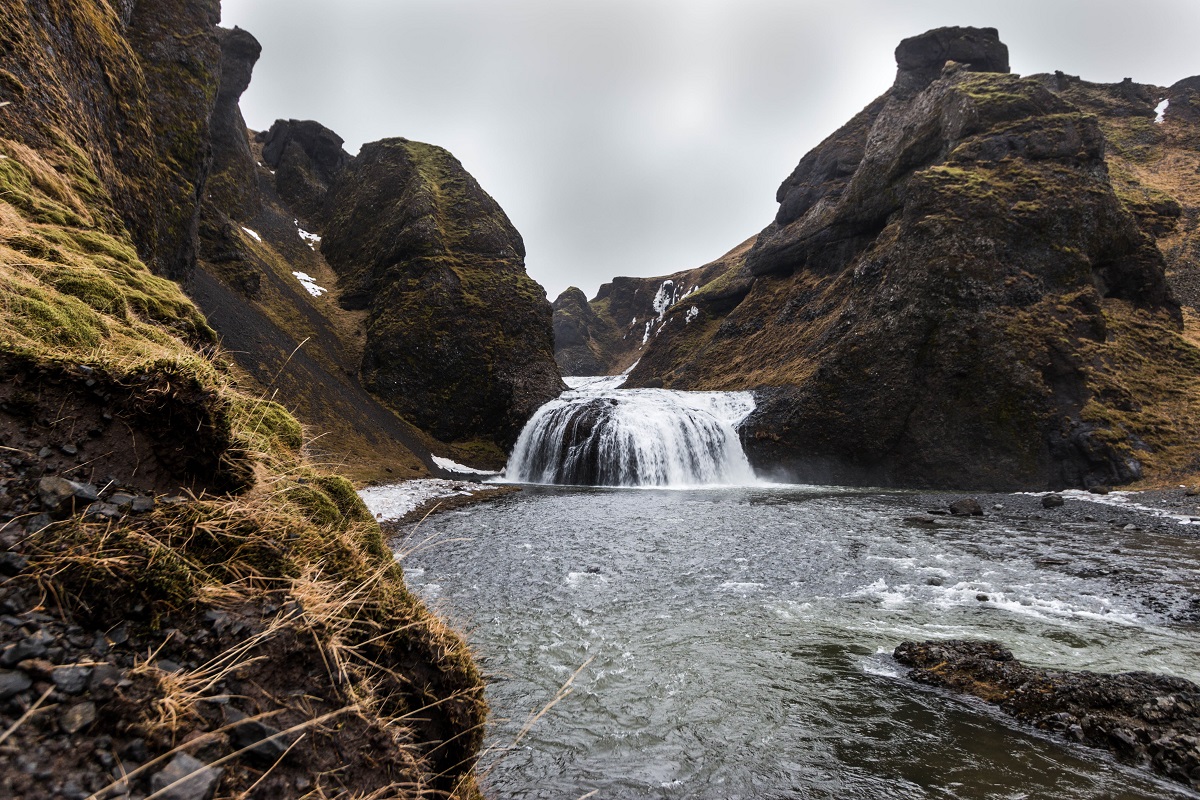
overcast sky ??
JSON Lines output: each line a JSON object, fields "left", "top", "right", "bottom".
{"left": 220, "top": 0, "right": 1200, "bottom": 300}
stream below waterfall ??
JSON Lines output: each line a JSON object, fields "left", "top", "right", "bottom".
{"left": 395, "top": 486, "right": 1200, "bottom": 799}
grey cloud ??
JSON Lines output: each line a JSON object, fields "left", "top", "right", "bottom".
{"left": 222, "top": 0, "right": 1200, "bottom": 299}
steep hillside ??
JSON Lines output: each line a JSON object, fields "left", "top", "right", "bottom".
{"left": 573, "top": 27, "right": 1200, "bottom": 491}
{"left": 0, "top": 3, "right": 485, "bottom": 798}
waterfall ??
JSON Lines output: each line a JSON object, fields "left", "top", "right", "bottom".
{"left": 506, "top": 376, "right": 758, "bottom": 487}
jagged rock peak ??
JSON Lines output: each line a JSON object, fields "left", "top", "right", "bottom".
{"left": 894, "top": 26, "right": 1009, "bottom": 97}
{"left": 216, "top": 27, "right": 261, "bottom": 99}
{"left": 261, "top": 119, "right": 351, "bottom": 182}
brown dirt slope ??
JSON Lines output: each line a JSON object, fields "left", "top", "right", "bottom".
{"left": 0, "top": 3, "right": 486, "bottom": 798}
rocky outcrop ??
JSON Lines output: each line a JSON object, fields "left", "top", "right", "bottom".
{"left": 553, "top": 287, "right": 609, "bottom": 375}
{"left": 260, "top": 119, "right": 351, "bottom": 225}
{"left": 207, "top": 27, "right": 262, "bottom": 219}
{"left": 319, "top": 138, "right": 563, "bottom": 446}
{"left": 615, "top": 27, "right": 1200, "bottom": 490}
{"left": 895, "top": 640, "right": 1200, "bottom": 790}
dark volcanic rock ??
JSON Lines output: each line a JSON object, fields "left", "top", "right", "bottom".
{"left": 893, "top": 26, "right": 1010, "bottom": 97}
{"left": 206, "top": 27, "right": 262, "bottom": 219}
{"left": 895, "top": 639, "right": 1200, "bottom": 790}
{"left": 320, "top": 138, "right": 563, "bottom": 446}
{"left": 263, "top": 119, "right": 352, "bottom": 224}
{"left": 552, "top": 287, "right": 609, "bottom": 376}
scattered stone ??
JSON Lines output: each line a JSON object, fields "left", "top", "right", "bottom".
{"left": 926, "top": 576, "right": 944, "bottom": 586}
{"left": 150, "top": 753, "right": 223, "bottom": 800}
{"left": 109, "top": 492, "right": 136, "bottom": 508}
{"left": 37, "top": 476, "right": 77, "bottom": 511}
{"left": 976, "top": 593, "right": 990, "bottom": 601}
{"left": 83, "top": 502, "right": 121, "bottom": 520}
{"left": 949, "top": 498, "right": 983, "bottom": 516}
{"left": 1, "top": 637, "right": 47, "bottom": 667}
{"left": 24, "top": 513, "right": 52, "bottom": 533}
{"left": 0, "top": 551, "right": 28, "bottom": 576}
{"left": 0, "top": 668, "right": 32, "bottom": 698}
{"left": 1087, "top": 485, "right": 1111, "bottom": 495}
{"left": 59, "top": 701, "right": 96, "bottom": 734}
{"left": 59, "top": 443, "right": 78, "bottom": 456}
{"left": 1041, "top": 494, "right": 1065, "bottom": 509}
{"left": 18, "top": 658, "right": 54, "bottom": 680}
{"left": 131, "top": 496, "right": 156, "bottom": 513}
{"left": 231, "top": 718, "right": 292, "bottom": 765}
{"left": 992, "top": 503, "right": 1004, "bottom": 511}
{"left": 52, "top": 665, "right": 93, "bottom": 694}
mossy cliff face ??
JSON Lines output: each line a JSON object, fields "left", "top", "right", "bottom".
{"left": 320, "top": 138, "right": 563, "bottom": 447}
{"left": 620, "top": 27, "right": 1200, "bottom": 490}
{"left": 0, "top": 3, "right": 487, "bottom": 796}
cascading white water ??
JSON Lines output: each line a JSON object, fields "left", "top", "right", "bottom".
{"left": 505, "top": 376, "right": 758, "bottom": 487}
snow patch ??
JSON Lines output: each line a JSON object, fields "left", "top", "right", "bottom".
{"left": 297, "top": 228, "right": 322, "bottom": 250}
{"left": 685, "top": 306, "right": 699, "bottom": 324}
{"left": 1155, "top": 99, "right": 1169, "bottom": 123}
{"left": 432, "top": 456, "right": 496, "bottom": 475}
{"left": 240, "top": 227, "right": 262, "bottom": 243}
{"left": 291, "top": 271, "right": 327, "bottom": 297}
{"left": 358, "top": 479, "right": 501, "bottom": 521}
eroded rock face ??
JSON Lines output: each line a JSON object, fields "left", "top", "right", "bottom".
{"left": 320, "top": 139, "right": 563, "bottom": 446}
{"left": 620, "top": 27, "right": 1196, "bottom": 490}
{"left": 895, "top": 640, "right": 1200, "bottom": 790}
{"left": 553, "top": 287, "right": 609, "bottom": 376}
{"left": 207, "top": 27, "right": 262, "bottom": 219}
{"left": 261, "top": 119, "right": 352, "bottom": 225}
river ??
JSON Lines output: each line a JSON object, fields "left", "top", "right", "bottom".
{"left": 395, "top": 485, "right": 1200, "bottom": 799}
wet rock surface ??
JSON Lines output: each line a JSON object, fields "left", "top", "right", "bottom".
{"left": 894, "top": 639, "right": 1200, "bottom": 789}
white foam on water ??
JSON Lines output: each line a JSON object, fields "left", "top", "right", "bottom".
{"left": 359, "top": 479, "right": 499, "bottom": 521}
{"left": 432, "top": 456, "right": 496, "bottom": 475}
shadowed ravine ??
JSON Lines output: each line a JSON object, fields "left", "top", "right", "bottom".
{"left": 398, "top": 487, "right": 1200, "bottom": 799}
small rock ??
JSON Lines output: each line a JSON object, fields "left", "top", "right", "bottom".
{"left": 84, "top": 502, "right": 121, "bottom": 520}
{"left": 156, "top": 659, "right": 183, "bottom": 674}
{"left": 130, "top": 496, "right": 156, "bottom": 513}
{"left": 1088, "top": 485, "right": 1111, "bottom": 495}
{"left": 992, "top": 503, "right": 1004, "bottom": 511}
{"left": 0, "top": 669, "right": 32, "bottom": 698}
{"left": 150, "top": 753, "right": 223, "bottom": 800}
{"left": 37, "top": 446, "right": 54, "bottom": 459}
{"left": 926, "top": 576, "right": 944, "bottom": 586}
{"left": 232, "top": 719, "right": 292, "bottom": 765}
{"left": 121, "top": 737, "right": 149, "bottom": 763}
{"left": 59, "top": 443, "right": 78, "bottom": 456}
{"left": 949, "top": 498, "right": 983, "bottom": 516}
{"left": 1185, "top": 486, "right": 1198, "bottom": 497}
{"left": 976, "top": 593, "right": 990, "bottom": 602}
{"left": 37, "top": 476, "right": 77, "bottom": 511}
{"left": 18, "top": 658, "right": 54, "bottom": 680}
{"left": 1041, "top": 494, "right": 1065, "bottom": 509}
{"left": 1, "top": 637, "right": 47, "bottom": 667}
{"left": 109, "top": 492, "right": 136, "bottom": 508}
{"left": 59, "top": 701, "right": 96, "bottom": 734}
{"left": 24, "top": 513, "right": 52, "bottom": 533}
{"left": 0, "top": 551, "right": 28, "bottom": 576}
{"left": 71, "top": 482, "right": 99, "bottom": 502}
{"left": 52, "top": 665, "right": 93, "bottom": 695}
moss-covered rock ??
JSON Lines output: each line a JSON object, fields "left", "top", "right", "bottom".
{"left": 320, "top": 138, "right": 563, "bottom": 446}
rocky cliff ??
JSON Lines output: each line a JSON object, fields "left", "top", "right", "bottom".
{"left": 0, "top": 2, "right": 490, "bottom": 797}
{"left": 570, "top": 27, "right": 1200, "bottom": 491}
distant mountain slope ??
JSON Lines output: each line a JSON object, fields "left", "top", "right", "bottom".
{"left": 562, "top": 27, "right": 1200, "bottom": 491}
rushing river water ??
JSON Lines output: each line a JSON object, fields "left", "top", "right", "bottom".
{"left": 396, "top": 486, "right": 1200, "bottom": 799}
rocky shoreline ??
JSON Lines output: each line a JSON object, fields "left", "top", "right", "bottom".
{"left": 894, "top": 639, "right": 1200, "bottom": 790}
